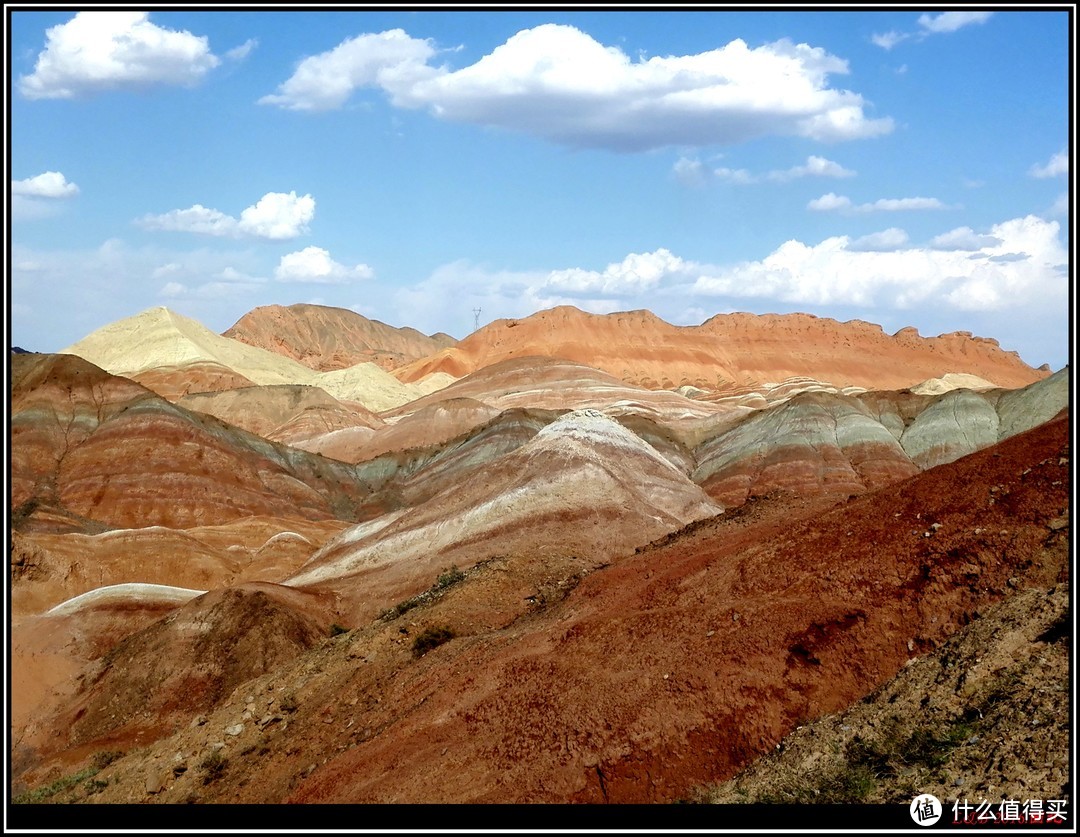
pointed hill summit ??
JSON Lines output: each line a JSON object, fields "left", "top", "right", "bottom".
{"left": 223, "top": 303, "right": 456, "bottom": 372}
{"left": 60, "top": 307, "right": 435, "bottom": 412}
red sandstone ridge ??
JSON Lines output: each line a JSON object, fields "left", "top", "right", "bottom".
{"left": 223, "top": 303, "right": 456, "bottom": 373}
{"left": 392, "top": 306, "right": 1047, "bottom": 393}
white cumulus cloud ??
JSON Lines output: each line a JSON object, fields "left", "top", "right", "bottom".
{"left": 237, "top": 192, "right": 316, "bottom": 239}
{"left": 18, "top": 11, "right": 220, "bottom": 99}
{"left": 12, "top": 171, "right": 80, "bottom": 198}
{"left": 137, "top": 191, "right": 315, "bottom": 239}
{"left": 546, "top": 249, "right": 685, "bottom": 294}
{"left": 691, "top": 214, "right": 1065, "bottom": 312}
{"left": 274, "top": 246, "right": 374, "bottom": 283}
{"left": 807, "top": 192, "right": 853, "bottom": 211}
{"left": 262, "top": 24, "right": 893, "bottom": 151}
{"left": 258, "top": 29, "right": 438, "bottom": 111}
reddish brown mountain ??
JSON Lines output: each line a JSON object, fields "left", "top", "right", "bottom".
{"left": 223, "top": 303, "right": 456, "bottom": 372}
{"left": 393, "top": 306, "right": 1046, "bottom": 392}
{"left": 23, "top": 409, "right": 1063, "bottom": 810}
{"left": 11, "top": 353, "right": 374, "bottom": 532}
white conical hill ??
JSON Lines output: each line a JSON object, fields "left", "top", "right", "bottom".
{"left": 60, "top": 307, "right": 426, "bottom": 411}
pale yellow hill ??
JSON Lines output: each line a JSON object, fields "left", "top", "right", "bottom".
{"left": 60, "top": 307, "right": 446, "bottom": 412}
{"left": 910, "top": 372, "right": 999, "bottom": 395}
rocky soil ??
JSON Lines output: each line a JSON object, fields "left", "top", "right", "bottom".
{"left": 9, "top": 412, "right": 1069, "bottom": 823}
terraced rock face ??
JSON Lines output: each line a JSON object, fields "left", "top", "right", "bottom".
{"left": 11, "top": 517, "right": 348, "bottom": 618}
{"left": 129, "top": 362, "right": 258, "bottom": 402}
{"left": 11, "top": 353, "right": 375, "bottom": 532}
{"left": 900, "top": 389, "right": 1001, "bottom": 470}
{"left": 394, "top": 305, "right": 1047, "bottom": 393}
{"left": 177, "top": 385, "right": 384, "bottom": 450}
{"left": 223, "top": 303, "right": 455, "bottom": 372}
{"left": 286, "top": 410, "right": 725, "bottom": 622}
{"left": 996, "top": 366, "right": 1070, "bottom": 441}
{"left": 688, "top": 368, "right": 1071, "bottom": 507}
{"left": 692, "top": 391, "right": 921, "bottom": 506}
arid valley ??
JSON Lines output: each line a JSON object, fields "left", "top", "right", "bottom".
{"left": 7, "top": 301, "right": 1071, "bottom": 825}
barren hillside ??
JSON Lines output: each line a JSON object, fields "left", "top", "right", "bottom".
{"left": 393, "top": 306, "right": 1048, "bottom": 392}
{"left": 223, "top": 303, "right": 456, "bottom": 372}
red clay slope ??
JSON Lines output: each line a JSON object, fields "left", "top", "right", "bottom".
{"left": 393, "top": 306, "right": 1047, "bottom": 392}
{"left": 288, "top": 411, "right": 1069, "bottom": 804}
{"left": 223, "top": 303, "right": 456, "bottom": 372}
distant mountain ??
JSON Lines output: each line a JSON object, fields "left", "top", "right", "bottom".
{"left": 11, "top": 346, "right": 30, "bottom": 354}
{"left": 223, "top": 303, "right": 456, "bottom": 372}
{"left": 393, "top": 305, "right": 1048, "bottom": 393}
{"left": 58, "top": 306, "right": 437, "bottom": 412}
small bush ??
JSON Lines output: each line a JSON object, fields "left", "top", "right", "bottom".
{"left": 328, "top": 622, "right": 349, "bottom": 637}
{"left": 91, "top": 749, "right": 123, "bottom": 771}
{"left": 279, "top": 692, "right": 298, "bottom": 713}
{"left": 380, "top": 565, "right": 469, "bottom": 622}
{"left": 412, "top": 625, "right": 455, "bottom": 657}
{"left": 435, "top": 565, "right": 466, "bottom": 589}
{"left": 199, "top": 750, "right": 228, "bottom": 785}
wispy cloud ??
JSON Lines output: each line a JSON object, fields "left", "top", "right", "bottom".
{"left": 808, "top": 193, "right": 951, "bottom": 213}
{"left": 226, "top": 38, "right": 258, "bottom": 62}
{"left": 1030, "top": 148, "right": 1068, "bottom": 178}
{"left": 675, "top": 155, "right": 855, "bottom": 186}
{"left": 917, "top": 12, "right": 993, "bottom": 34}
{"left": 873, "top": 11, "right": 993, "bottom": 50}
{"left": 871, "top": 31, "right": 909, "bottom": 51}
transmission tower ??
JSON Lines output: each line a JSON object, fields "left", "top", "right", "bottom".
{"left": 473, "top": 307, "right": 482, "bottom": 332}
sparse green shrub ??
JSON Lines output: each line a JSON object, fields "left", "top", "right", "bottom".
{"left": 83, "top": 777, "right": 109, "bottom": 795}
{"left": 280, "top": 692, "right": 298, "bottom": 713}
{"left": 435, "top": 565, "right": 466, "bottom": 589}
{"left": 412, "top": 625, "right": 455, "bottom": 657}
{"left": 379, "top": 565, "right": 469, "bottom": 622}
{"left": 13, "top": 767, "right": 96, "bottom": 804}
{"left": 328, "top": 622, "right": 349, "bottom": 637}
{"left": 199, "top": 750, "right": 228, "bottom": 785}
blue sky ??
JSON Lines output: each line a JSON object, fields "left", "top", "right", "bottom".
{"left": 8, "top": 7, "right": 1072, "bottom": 371}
